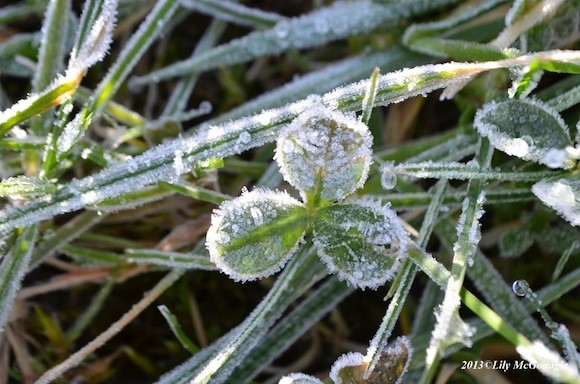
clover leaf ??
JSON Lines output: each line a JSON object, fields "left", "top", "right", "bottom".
{"left": 207, "top": 106, "right": 408, "bottom": 289}
{"left": 474, "top": 98, "right": 579, "bottom": 226}
{"left": 278, "top": 337, "right": 412, "bottom": 384}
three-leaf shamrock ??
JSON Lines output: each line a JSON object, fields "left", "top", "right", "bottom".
{"left": 207, "top": 106, "right": 408, "bottom": 289}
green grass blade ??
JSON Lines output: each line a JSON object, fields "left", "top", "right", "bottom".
{"left": 160, "top": 180, "right": 231, "bottom": 204}
{"left": 361, "top": 67, "right": 380, "bottom": 125}
{"left": 162, "top": 19, "right": 227, "bottom": 117}
{"left": 213, "top": 48, "right": 430, "bottom": 125}
{"left": 30, "top": 210, "right": 104, "bottom": 267}
{"left": 158, "top": 305, "right": 199, "bottom": 354}
{"left": 419, "top": 139, "right": 492, "bottom": 384}
{"left": 0, "top": 225, "right": 38, "bottom": 334}
{"left": 229, "top": 278, "right": 353, "bottom": 383}
{"left": 436, "top": 220, "right": 552, "bottom": 345}
{"left": 0, "top": 52, "right": 574, "bottom": 247}
{"left": 130, "top": 0, "right": 463, "bottom": 87}
{"left": 381, "top": 187, "right": 535, "bottom": 210}
{"left": 155, "top": 246, "right": 326, "bottom": 384}
{"left": 89, "top": 0, "right": 179, "bottom": 113}
{"left": 0, "top": 33, "right": 40, "bottom": 59}
{"left": 33, "top": 0, "right": 72, "bottom": 94}
{"left": 125, "top": 249, "right": 216, "bottom": 270}
{"left": 0, "top": 4, "right": 40, "bottom": 25}
{"left": 53, "top": 0, "right": 179, "bottom": 161}
{"left": 364, "top": 179, "right": 447, "bottom": 378}
{"left": 66, "top": 277, "right": 115, "bottom": 343}
{"left": 71, "top": 0, "right": 107, "bottom": 59}
{"left": 388, "top": 161, "right": 562, "bottom": 182}
{"left": 180, "top": 0, "right": 284, "bottom": 29}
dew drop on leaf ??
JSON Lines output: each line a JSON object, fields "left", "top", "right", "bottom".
{"left": 380, "top": 161, "right": 397, "bottom": 190}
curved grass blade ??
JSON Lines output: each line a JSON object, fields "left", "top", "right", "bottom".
{"left": 130, "top": 0, "right": 463, "bottom": 87}
{"left": 158, "top": 305, "right": 199, "bottom": 354}
{"left": 0, "top": 51, "right": 576, "bottom": 246}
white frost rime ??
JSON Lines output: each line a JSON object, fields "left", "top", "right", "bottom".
{"left": 532, "top": 177, "right": 579, "bottom": 226}
{"left": 206, "top": 188, "right": 306, "bottom": 282}
{"left": 275, "top": 106, "right": 372, "bottom": 202}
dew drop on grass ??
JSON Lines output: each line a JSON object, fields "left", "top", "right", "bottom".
{"left": 380, "top": 161, "right": 397, "bottom": 190}
{"left": 512, "top": 279, "right": 530, "bottom": 297}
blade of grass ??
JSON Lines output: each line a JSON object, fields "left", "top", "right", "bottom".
{"left": 156, "top": 245, "right": 326, "bottom": 384}
{"left": 65, "top": 277, "right": 115, "bottom": 343}
{"left": 0, "top": 225, "right": 38, "bottom": 335}
{"left": 229, "top": 277, "right": 353, "bottom": 383}
{"left": 129, "top": 0, "right": 463, "bottom": 87}
{"left": 1, "top": 51, "right": 577, "bottom": 246}
{"left": 158, "top": 305, "right": 199, "bottom": 354}
{"left": 364, "top": 179, "right": 447, "bottom": 378}
{"left": 180, "top": 0, "right": 285, "bottom": 29}
{"left": 390, "top": 161, "right": 562, "bottom": 182}
{"left": 34, "top": 268, "right": 185, "bottom": 384}
{"left": 419, "top": 139, "right": 492, "bottom": 384}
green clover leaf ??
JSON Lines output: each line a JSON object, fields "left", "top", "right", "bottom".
{"left": 206, "top": 188, "right": 307, "bottom": 281}
{"left": 207, "top": 107, "right": 408, "bottom": 288}
{"left": 313, "top": 199, "right": 407, "bottom": 289}
{"left": 275, "top": 106, "right": 372, "bottom": 205}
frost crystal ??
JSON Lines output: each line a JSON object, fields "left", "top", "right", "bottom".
{"left": 68, "top": 0, "right": 117, "bottom": 74}
{"left": 330, "top": 337, "right": 411, "bottom": 384}
{"left": 278, "top": 373, "right": 324, "bottom": 384}
{"left": 313, "top": 199, "right": 408, "bottom": 289}
{"left": 275, "top": 106, "right": 372, "bottom": 202}
{"left": 330, "top": 352, "right": 365, "bottom": 384}
{"left": 206, "top": 188, "right": 307, "bottom": 281}
{"left": 474, "top": 98, "right": 572, "bottom": 167}
{"left": 532, "top": 177, "right": 579, "bottom": 226}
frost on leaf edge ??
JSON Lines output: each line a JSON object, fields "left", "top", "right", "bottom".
{"left": 274, "top": 105, "right": 373, "bottom": 202}
{"left": 206, "top": 188, "right": 306, "bottom": 282}
{"left": 312, "top": 198, "right": 408, "bottom": 290}
{"left": 474, "top": 97, "right": 571, "bottom": 168}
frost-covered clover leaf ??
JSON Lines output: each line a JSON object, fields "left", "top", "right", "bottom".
{"left": 275, "top": 106, "right": 372, "bottom": 204}
{"left": 532, "top": 174, "right": 580, "bottom": 227}
{"left": 474, "top": 98, "right": 575, "bottom": 169}
{"left": 206, "top": 189, "right": 307, "bottom": 281}
{"left": 313, "top": 199, "right": 406, "bottom": 287}
{"left": 207, "top": 107, "right": 408, "bottom": 289}
{"left": 474, "top": 98, "right": 580, "bottom": 226}
{"left": 278, "top": 337, "right": 411, "bottom": 384}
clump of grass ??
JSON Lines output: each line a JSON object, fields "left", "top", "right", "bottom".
{"left": 0, "top": 0, "right": 579, "bottom": 383}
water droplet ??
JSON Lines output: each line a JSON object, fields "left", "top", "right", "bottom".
{"left": 512, "top": 279, "right": 530, "bottom": 297}
{"left": 380, "top": 162, "right": 397, "bottom": 190}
